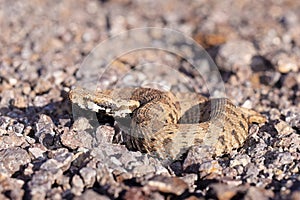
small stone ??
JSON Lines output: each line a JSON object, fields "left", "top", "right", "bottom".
{"left": 95, "top": 125, "right": 115, "bottom": 144}
{"left": 0, "top": 90, "right": 15, "bottom": 107}
{"left": 216, "top": 40, "right": 256, "bottom": 71}
{"left": 48, "top": 148, "right": 74, "bottom": 172}
{"left": 40, "top": 159, "right": 61, "bottom": 173}
{"left": 147, "top": 175, "right": 188, "bottom": 196}
{"left": 8, "top": 77, "right": 18, "bottom": 86}
{"left": 0, "top": 147, "right": 31, "bottom": 176}
{"left": 75, "top": 190, "right": 110, "bottom": 200}
{"left": 12, "top": 96, "right": 28, "bottom": 108}
{"left": 277, "top": 60, "right": 298, "bottom": 74}
{"left": 28, "top": 169, "right": 63, "bottom": 199}
{"left": 56, "top": 175, "right": 71, "bottom": 191}
{"left": 244, "top": 186, "right": 274, "bottom": 200}
{"left": 230, "top": 154, "right": 251, "bottom": 167}
{"left": 274, "top": 120, "right": 295, "bottom": 135}
{"left": 132, "top": 164, "right": 156, "bottom": 177}
{"left": 72, "top": 117, "right": 93, "bottom": 132}
{"left": 283, "top": 73, "right": 297, "bottom": 89}
{"left": 22, "top": 82, "right": 31, "bottom": 95}
{"left": 28, "top": 146, "right": 47, "bottom": 159}
{"left": 269, "top": 108, "right": 281, "bottom": 120}
{"left": 60, "top": 128, "right": 94, "bottom": 150}
{"left": 123, "top": 187, "right": 147, "bottom": 200}
{"left": 183, "top": 145, "right": 216, "bottom": 173}
{"left": 0, "top": 133, "right": 28, "bottom": 149}
{"left": 181, "top": 174, "right": 198, "bottom": 190}
{"left": 208, "top": 183, "right": 248, "bottom": 200}
{"left": 112, "top": 170, "right": 132, "bottom": 183}
{"left": 80, "top": 167, "right": 97, "bottom": 187}
{"left": 35, "top": 114, "right": 56, "bottom": 147}
{"left": 245, "top": 163, "right": 259, "bottom": 182}
{"left": 72, "top": 175, "right": 84, "bottom": 196}
{"left": 241, "top": 100, "right": 253, "bottom": 109}
{"left": 47, "top": 188, "right": 63, "bottom": 200}
{"left": 24, "top": 163, "right": 34, "bottom": 176}
{"left": 268, "top": 52, "right": 298, "bottom": 73}
{"left": 53, "top": 70, "right": 67, "bottom": 85}
{"left": 0, "top": 177, "right": 24, "bottom": 200}
{"left": 281, "top": 107, "right": 300, "bottom": 129}
{"left": 274, "top": 152, "right": 294, "bottom": 165}
{"left": 34, "top": 79, "right": 52, "bottom": 94}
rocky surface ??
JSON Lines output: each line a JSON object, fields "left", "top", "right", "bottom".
{"left": 0, "top": 0, "right": 299, "bottom": 199}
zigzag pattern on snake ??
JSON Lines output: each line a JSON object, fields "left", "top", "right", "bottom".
{"left": 69, "top": 87, "right": 266, "bottom": 161}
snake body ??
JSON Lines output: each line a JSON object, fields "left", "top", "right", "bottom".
{"left": 69, "top": 87, "right": 266, "bottom": 161}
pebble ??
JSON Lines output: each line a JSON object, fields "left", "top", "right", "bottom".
{"left": 147, "top": 175, "right": 188, "bottom": 196}
{"left": 0, "top": 133, "right": 28, "bottom": 149}
{"left": 60, "top": 128, "right": 94, "bottom": 150}
{"left": 267, "top": 51, "right": 299, "bottom": 73}
{"left": 79, "top": 167, "right": 97, "bottom": 187}
{"left": 75, "top": 190, "right": 110, "bottom": 200}
{"left": 216, "top": 40, "right": 257, "bottom": 71}
{"left": 35, "top": 114, "right": 56, "bottom": 148}
{"left": 207, "top": 183, "right": 248, "bottom": 200}
{"left": 0, "top": 147, "right": 31, "bottom": 176}
{"left": 283, "top": 73, "right": 298, "bottom": 89}
{"left": 28, "top": 146, "right": 47, "bottom": 159}
{"left": 230, "top": 154, "right": 251, "bottom": 167}
{"left": 95, "top": 125, "right": 115, "bottom": 144}
{"left": 274, "top": 120, "right": 295, "bottom": 135}
{"left": 183, "top": 145, "right": 217, "bottom": 173}
{"left": 71, "top": 175, "right": 84, "bottom": 196}
{"left": 34, "top": 79, "right": 52, "bottom": 94}
{"left": 0, "top": 177, "right": 24, "bottom": 200}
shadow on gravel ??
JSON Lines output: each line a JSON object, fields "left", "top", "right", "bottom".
{"left": 0, "top": 89, "right": 73, "bottom": 151}
{"left": 0, "top": 90, "right": 72, "bottom": 126}
{"left": 0, "top": 90, "right": 76, "bottom": 199}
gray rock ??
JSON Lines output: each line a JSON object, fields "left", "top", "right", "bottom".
{"left": 75, "top": 190, "right": 110, "bottom": 200}
{"left": 35, "top": 114, "right": 56, "bottom": 148}
{"left": 71, "top": 175, "right": 84, "bottom": 196}
{"left": 0, "top": 176, "right": 24, "bottom": 200}
{"left": 0, "top": 147, "right": 30, "bottom": 176}
{"left": 28, "top": 169, "right": 63, "bottom": 200}
{"left": 147, "top": 175, "right": 188, "bottom": 196}
{"left": 183, "top": 145, "right": 216, "bottom": 173}
{"left": 244, "top": 186, "right": 274, "bottom": 200}
{"left": 28, "top": 144, "right": 47, "bottom": 159}
{"left": 60, "top": 128, "right": 94, "bottom": 150}
{"left": 48, "top": 148, "right": 74, "bottom": 172}
{"left": 216, "top": 40, "right": 257, "bottom": 71}
{"left": 79, "top": 167, "right": 96, "bottom": 187}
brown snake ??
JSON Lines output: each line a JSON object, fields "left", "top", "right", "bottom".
{"left": 69, "top": 87, "right": 266, "bottom": 161}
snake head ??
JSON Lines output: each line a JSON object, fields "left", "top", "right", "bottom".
{"left": 69, "top": 87, "right": 140, "bottom": 118}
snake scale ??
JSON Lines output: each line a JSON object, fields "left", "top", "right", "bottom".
{"left": 69, "top": 87, "right": 266, "bottom": 161}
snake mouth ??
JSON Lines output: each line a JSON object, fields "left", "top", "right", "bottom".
{"left": 93, "top": 100, "right": 140, "bottom": 118}
{"left": 69, "top": 86, "right": 140, "bottom": 117}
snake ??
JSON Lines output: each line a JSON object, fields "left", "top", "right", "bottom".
{"left": 69, "top": 86, "right": 266, "bottom": 161}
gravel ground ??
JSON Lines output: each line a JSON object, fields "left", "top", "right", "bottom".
{"left": 0, "top": 1, "right": 299, "bottom": 200}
